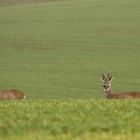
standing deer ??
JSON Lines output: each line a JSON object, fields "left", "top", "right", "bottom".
{"left": 0, "top": 89, "right": 26, "bottom": 100}
{"left": 101, "top": 72, "right": 140, "bottom": 99}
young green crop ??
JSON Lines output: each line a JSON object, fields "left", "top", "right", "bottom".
{"left": 0, "top": 99, "right": 140, "bottom": 140}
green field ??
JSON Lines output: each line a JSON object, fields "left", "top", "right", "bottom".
{"left": 1, "top": 0, "right": 140, "bottom": 99}
{"left": 0, "top": 99, "right": 140, "bottom": 140}
{"left": 0, "top": 0, "right": 140, "bottom": 139}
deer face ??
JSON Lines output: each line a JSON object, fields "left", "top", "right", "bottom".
{"left": 101, "top": 73, "right": 112, "bottom": 90}
{"left": 102, "top": 80, "right": 111, "bottom": 90}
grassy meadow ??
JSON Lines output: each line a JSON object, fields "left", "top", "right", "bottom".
{"left": 0, "top": 0, "right": 140, "bottom": 139}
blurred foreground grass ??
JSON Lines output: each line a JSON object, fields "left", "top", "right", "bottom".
{"left": 0, "top": 99, "right": 140, "bottom": 140}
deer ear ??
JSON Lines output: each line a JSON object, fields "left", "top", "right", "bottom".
{"left": 101, "top": 73, "right": 106, "bottom": 81}
{"left": 109, "top": 73, "right": 113, "bottom": 81}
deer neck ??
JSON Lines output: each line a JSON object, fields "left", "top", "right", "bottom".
{"left": 104, "top": 88, "right": 112, "bottom": 99}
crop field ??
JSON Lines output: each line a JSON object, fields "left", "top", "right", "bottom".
{"left": 0, "top": 0, "right": 140, "bottom": 139}
{"left": 0, "top": 99, "right": 140, "bottom": 140}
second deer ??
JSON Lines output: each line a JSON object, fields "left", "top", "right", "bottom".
{"left": 0, "top": 89, "right": 26, "bottom": 100}
{"left": 101, "top": 72, "right": 140, "bottom": 99}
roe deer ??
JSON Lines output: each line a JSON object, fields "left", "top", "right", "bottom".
{"left": 101, "top": 72, "right": 140, "bottom": 99}
{"left": 0, "top": 89, "right": 26, "bottom": 100}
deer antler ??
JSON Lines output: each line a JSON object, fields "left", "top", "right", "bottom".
{"left": 108, "top": 72, "right": 113, "bottom": 81}
{"left": 101, "top": 73, "right": 106, "bottom": 81}
{"left": 107, "top": 72, "right": 110, "bottom": 79}
{"left": 101, "top": 72, "right": 112, "bottom": 81}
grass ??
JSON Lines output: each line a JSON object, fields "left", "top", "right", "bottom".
{"left": 0, "top": 99, "right": 140, "bottom": 140}
{"left": 0, "top": 0, "right": 140, "bottom": 99}
{"left": 0, "top": 0, "right": 140, "bottom": 139}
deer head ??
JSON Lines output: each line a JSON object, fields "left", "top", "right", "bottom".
{"left": 101, "top": 72, "right": 113, "bottom": 91}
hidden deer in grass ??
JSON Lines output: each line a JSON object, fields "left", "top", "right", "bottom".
{"left": 0, "top": 89, "right": 26, "bottom": 100}
{"left": 101, "top": 73, "right": 140, "bottom": 99}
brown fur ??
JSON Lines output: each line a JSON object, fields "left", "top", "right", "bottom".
{"left": 0, "top": 89, "right": 26, "bottom": 100}
{"left": 101, "top": 73, "right": 140, "bottom": 99}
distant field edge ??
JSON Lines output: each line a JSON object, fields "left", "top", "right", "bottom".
{"left": 0, "top": 0, "right": 71, "bottom": 7}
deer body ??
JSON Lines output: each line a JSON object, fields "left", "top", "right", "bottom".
{"left": 0, "top": 89, "right": 26, "bottom": 100}
{"left": 101, "top": 73, "right": 140, "bottom": 99}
